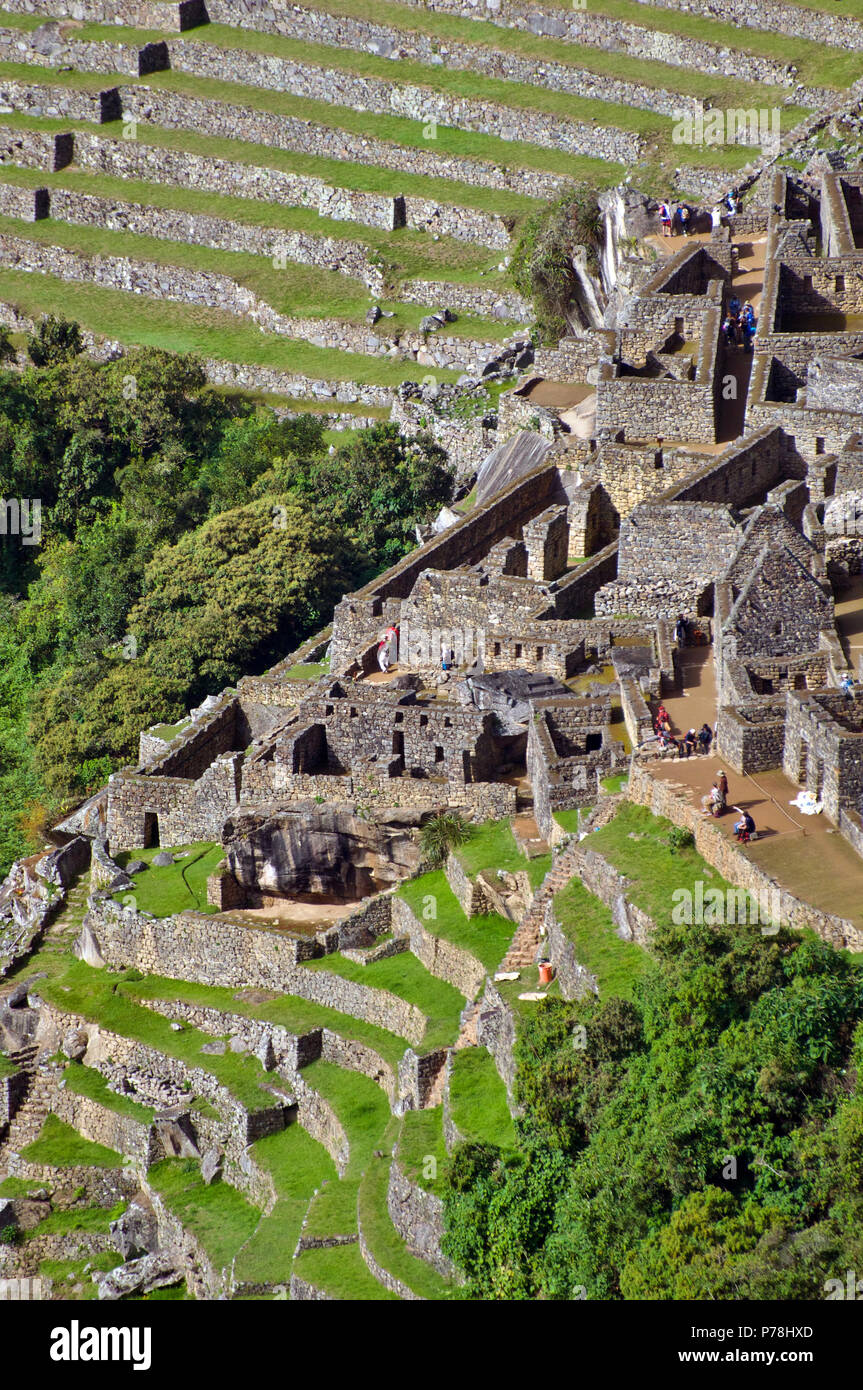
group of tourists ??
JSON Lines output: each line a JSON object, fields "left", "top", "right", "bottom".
{"left": 699, "top": 772, "right": 757, "bottom": 839}
{"left": 659, "top": 200, "right": 692, "bottom": 237}
{"left": 653, "top": 704, "right": 714, "bottom": 761}
{"left": 723, "top": 295, "right": 756, "bottom": 351}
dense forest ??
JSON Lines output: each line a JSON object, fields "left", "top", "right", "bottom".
{"left": 0, "top": 318, "right": 453, "bottom": 874}
{"left": 442, "top": 922, "right": 863, "bottom": 1299}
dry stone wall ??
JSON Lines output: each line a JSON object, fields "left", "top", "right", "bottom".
{"left": 205, "top": 2, "right": 701, "bottom": 118}
{"left": 0, "top": 229, "right": 502, "bottom": 370}
{"left": 162, "top": 39, "right": 640, "bottom": 162}
{"left": 118, "top": 86, "right": 566, "bottom": 201}
{"left": 388, "top": 1155, "right": 454, "bottom": 1278}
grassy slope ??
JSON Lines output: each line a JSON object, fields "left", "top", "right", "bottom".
{"left": 398, "top": 869, "right": 512, "bottom": 974}
{"left": 113, "top": 842, "right": 224, "bottom": 917}
{"left": 21, "top": 1114, "right": 124, "bottom": 1169}
{"left": 62, "top": 1061, "right": 155, "bottom": 1122}
{"left": 448, "top": 1045, "right": 516, "bottom": 1148}
{"left": 302, "top": 951, "right": 466, "bottom": 1051}
{"left": 553, "top": 874, "right": 647, "bottom": 1000}
{"left": 147, "top": 1158, "right": 260, "bottom": 1270}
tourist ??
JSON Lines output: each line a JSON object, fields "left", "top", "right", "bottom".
{"left": 840, "top": 672, "right": 855, "bottom": 700}
{"left": 728, "top": 295, "right": 741, "bottom": 317}
{"left": 711, "top": 204, "right": 723, "bottom": 230}
{"left": 656, "top": 702, "right": 671, "bottom": 733}
{"left": 717, "top": 770, "right": 729, "bottom": 802}
{"left": 701, "top": 783, "right": 725, "bottom": 816}
{"left": 684, "top": 727, "right": 698, "bottom": 757}
{"left": 725, "top": 189, "right": 738, "bottom": 215}
{"left": 733, "top": 809, "right": 756, "bottom": 842}
{"left": 679, "top": 204, "right": 691, "bottom": 236}
{"left": 723, "top": 315, "right": 738, "bottom": 348}
{"left": 675, "top": 613, "right": 689, "bottom": 646}
{"left": 660, "top": 200, "right": 672, "bottom": 236}
{"left": 697, "top": 722, "right": 713, "bottom": 755}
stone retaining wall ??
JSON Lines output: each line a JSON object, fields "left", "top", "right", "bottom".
{"left": 204, "top": 0, "right": 704, "bottom": 118}
{"left": 357, "top": 1180, "right": 424, "bottom": 1300}
{"left": 475, "top": 977, "right": 517, "bottom": 1097}
{"left": 85, "top": 897, "right": 427, "bottom": 1044}
{"left": 391, "top": 894, "right": 486, "bottom": 999}
{"left": 119, "top": 84, "right": 567, "bottom": 202}
{"left": 160, "top": 39, "right": 641, "bottom": 163}
{"left": 0, "top": 228, "right": 502, "bottom": 371}
{"left": 387, "top": 1154, "right": 454, "bottom": 1278}
{"left": 291, "top": 1070, "right": 350, "bottom": 1176}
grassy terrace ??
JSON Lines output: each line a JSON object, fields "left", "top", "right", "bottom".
{"left": 0, "top": 165, "right": 507, "bottom": 288}
{"left": 0, "top": 267, "right": 456, "bottom": 386}
{"left": 6, "top": 951, "right": 281, "bottom": 1113}
{"left": 397, "top": 1105, "right": 448, "bottom": 1197}
{"left": 0, "top": 109, "right": 539, "bottom": 220}
{"left": 449, "top": 1046, "right": 516, "bottom": 1149}
{"left": 63, "top": 22, "right": 814, "bottom": 154}
{"left": 398, "top": 869, "right": 513, "bottom": 975}
{"left": 62, "top": 1061, "right": 155, "bottom": 1123}
{"left": 0, "top": 58, "right": 629, "bottom": 183}
{"left": 0, "top": 1051, "right": 19, "bottom": 1079}
{"left": 126, "top": 972, "right": 411, "bottom": 1070}
{"left": 113, "top": 842, "right": 224, "bottom": 917}
{"left": 454, "top": 817, "right": 551, "bottom": 889}
{"left": 358, "top": 1121, "right": 454, "bottom": 1299}
{"left": 0, "top": 208, "right": 513, "bottom": 346}
{"left": 196, "top": 0, "right": 831, "bottom": 111}
{"left": 302, "top": 949, "right": 466, "bottom": 1052}
{"left": 553, "top": 874, "right": 647, "bottom": 1000}
{"left": 292, "top": 1239, "right": 398, "bottom": 1299}
{"left": 544, "top": 0, "right": 863, "bottom": 89}
{"left": 148, "top": 1157, "right": 260, "bottom": 1271}
{"left": 588, "top": 802, "right": 738, "bottom": 931}
{"left": 21, "top": 1114, "right": 125, "bottom": 1169}
{"left": 302, "top": 1060, "right": 391, "bottom": 1179}
{"left": 235, "top": 1122, "right": 337, "bottom": 1287}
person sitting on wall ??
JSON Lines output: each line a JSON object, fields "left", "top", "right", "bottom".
{"left": 697, "top": 723, "right": 713, "bottom": 755}
{"left": 701, "top": 783, "right": 725, "bottom": 817}
{"left": 656, "top": 703, "right": 672, "bottom": 733}
{"left": 733, "top": 808, "right": 756, "bottom": 842}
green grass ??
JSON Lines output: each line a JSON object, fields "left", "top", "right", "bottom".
{"left": 113, "top": 841, "right": 224, "bottom": 917}
{"left": 397, "top": 1106, "right": 448, "bottom": 1197}
{"left": 449, "top": 1046, "right": 516, "bottom": 1149}
{"left": 358, "top": 1139, "right": 454, "bottom": 1299}
{"left": 39, "top": 1251, "right": 122, "bottom": 1298}
{"left": 303, "top": 950, "right": 466, "bottom": 1051}
{"left": 284, "top": 661, "right": 329, "bottom": 681}
{"left": 553, "top": 874, "right": 647, "bottom": 1000}
{"left": 553, "top": 810, "right": 584, "bottom": 834}
{"left": 148, "top": 718, "right": 191, "bottom": 740}
{"left": 301, "top": 1060, "right": 391, "bottom": 1179}
{"left": 0, "top": 1052, "right": 20, "bottom": 1079}
{"left": 234, "top": 0, "right": 830, "bottom": 110}
{"left": 292, "top": 1239, "right": 398, "bottom": 1299}
{"left": 303, "top": 1177, "right": 360, "bottom": 1237}
{"left": 455, "top": 817, "right": 525, "bottom": 877}
{"left": 0, "top": 1176, "right": 45, "bottom": 1197}
{"left": 233, "top": 1123, "right": 336, "bottom": 1285}
{"left": 601, "top": 772, "right": 630, "bottom": 794}
{"left": 21, "top": 1115, "right": 124, "bottom": 1170}
{"left": 588, "top": 802, "right": 738, "bottom": 931}
{"left": 147, "top": 1158, "right": 260, "bottom": 1271}
{"left": 25, "top": 1200, "right": 125, "bottom": 1239}
{"left": 0, "top": 267, "right": 459, "bottom": 387}
{"left": 0, "top": 164, "right": 502, "bottom": 288}
{"left": 62, "top": 1062, "right": 154, "bottom": 1122}
{"left": 398, "top": 869, "right": 512, "bottom": 974}
{"left": 126, "top": 971, "right": 410, "bottom": 1069}
{"left": 16, "top": 956, "right": 279, "bottom": 1114}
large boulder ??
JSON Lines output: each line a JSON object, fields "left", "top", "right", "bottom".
{"left": 94, "top": 1252, "right": 180, "bottom": 1301}
{"left": 111, "top": 1193, "right": 158, "bottom": 1261}
{"left": 223, "top": 804, "right": 423, "bottom": 902}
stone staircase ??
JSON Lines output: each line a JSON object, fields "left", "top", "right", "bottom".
{"left": 0, "top": 1065, "right": 59, "bottom": 1161}
{"left": 6, "top": 1044, "right": 38, "bottom": 1075}
{"left": 499, "top": 841, "right": 585, "bottom": 973}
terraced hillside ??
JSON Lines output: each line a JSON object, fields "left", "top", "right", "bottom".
{"left": 0, "top": 0, "right": 856, "bottom": 418}
{"left": 0, "top": 816, "right": 564, "bottom": 1300}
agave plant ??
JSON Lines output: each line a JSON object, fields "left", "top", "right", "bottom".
{"left": 419, "top": 811, "right": 471, "bottom": 867}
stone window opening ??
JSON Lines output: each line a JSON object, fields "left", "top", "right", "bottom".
{"left": 434, "top": 745, "right": 445, "bottom": 762}
{"left": 816, "top": 437, "right": 825, "bottom": 455}
{"left": 420, "top": 714, "right": 428, "bottom": 727}
{"left": 773, "top": 621, "right": 783, "bottom": 636}
{"left": 836, "top": 274, "right": 845, "bottom": 293}
{"left": 493, "top": 642, "right": 501, "bottom": 656}
{"left": 515, "top": 643, "right": 523, "bottom": 659}
{"left": 536, "top": 647, "right": 544, "bottom": 662}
